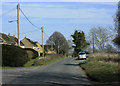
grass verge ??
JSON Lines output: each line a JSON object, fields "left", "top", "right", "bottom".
{"left": 2, "top": 55, "right": 66, "bottom": 69}
{"left": 79, "top": 54, "right": 120, "bottom": 83}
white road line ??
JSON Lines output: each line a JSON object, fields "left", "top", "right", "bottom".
{"left": 72, "top": 77, "right": 80, "bottom": 80}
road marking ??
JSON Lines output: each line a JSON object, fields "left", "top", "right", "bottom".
{"left": 4, "top": 75, "right": 21, "bottom": 77}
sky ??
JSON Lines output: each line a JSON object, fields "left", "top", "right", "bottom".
{"left": 1, "top": 1, "right": 118, "bottom": 44}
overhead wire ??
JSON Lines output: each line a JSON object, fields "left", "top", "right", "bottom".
{"left": 6, "top": 7, "right": 49, "bottom": 42}
{"left": 20, "top": 8, "right": 50, "bottom": 39}
{"left": 19, "top": 8, "right": 42, "bottom": 30}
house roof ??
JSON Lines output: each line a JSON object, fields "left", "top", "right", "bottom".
{"left": 9, "top": 36, "right": 24, "bottom": 46}
{"left": 44, "top": 45, "right": 54, "bottom": 51}
{"left": 24, "top": 37, "right": 38, "bottom": 47}
{"left": 0, "top": 33, "right": 16, "bottom": 45}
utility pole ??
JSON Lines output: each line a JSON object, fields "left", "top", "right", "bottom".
{"left": 92, "top": 32, "right": 94, "bottom": 53}
{"left": 17, "top": 4, "right": 20, "bottom": 46}
{"left": 42, "top": 27, "right": 44, "bottom": 57}
{"left": 58, "top": 40, "right": 59, "bottom": 54}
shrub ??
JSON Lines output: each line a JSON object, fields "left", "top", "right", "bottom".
{"left": 33, "top": 54, "right": 63, "bottom": 66}
{"left": 2, "top": 44, "right": 29, "bottom": 67}
{"left": 24, "top": 48, "right": 38, "bottom": 59}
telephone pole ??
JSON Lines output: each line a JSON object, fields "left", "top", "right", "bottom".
{"left": 17, "top": 4, "right": 20, "bottom": 46}
{"left": 92, "top": 32, "right": 94, "bottom": 53}
{"left": 41, "top": 27, "right": 44, "bottom": 57}
{"left": 58, "top": 40, "right": 59, "bottom": 54}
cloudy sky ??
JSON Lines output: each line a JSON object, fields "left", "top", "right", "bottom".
{"left": 2, "top": 1, "right": 118, "bottom": 44}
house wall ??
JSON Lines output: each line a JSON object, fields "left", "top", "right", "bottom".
{"left": 20, "top": 46, "right": 25, "bottom": 48}
{"left": 47, "top": 50, "right": 56, "bottom": 54}
{"left": 33, "top": 42, "right": 43, "bottom": 53}
{"left": 0, "top": 37, "right": 7, "bottom": 44}
{"left": 36, "top": 42, "right": 43, "bottom": 53}
{"left": 21, "top": 38, "right": 33, "bottom": 48}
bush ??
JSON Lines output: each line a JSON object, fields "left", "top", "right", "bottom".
{"left": 2, "top": 44, "right": 29, "bottom": 67}
{"left": 33, "top": 54, "right": 63, "bottom": 66}
{"left": 24, "top": 48, "right": 38, "bottom": 59}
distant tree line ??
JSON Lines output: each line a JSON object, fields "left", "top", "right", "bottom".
{"left": 46, "top": 1, "right": 120, "bottom": 56}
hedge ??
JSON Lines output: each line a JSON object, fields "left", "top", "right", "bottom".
{"left": 2, "top": 44, "right": 30, "bottom": 67}
{"left": 23, "top": 48, "right": 38, "bottom": 59}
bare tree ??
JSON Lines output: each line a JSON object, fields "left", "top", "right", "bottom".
{"left": 46, "top": 32, "right": 69, "bottom": 55}
{"left": 105, "top": 44, "right": 116, "bottom": 53}
{"left": 89, "top": 27, "right": 113, "bottom": 52}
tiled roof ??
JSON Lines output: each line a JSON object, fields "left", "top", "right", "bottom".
{"left": 24, "top": 37, "right": 38, "bottom": 47}
{"left": 44, "top": 45, "right": 54, "bottom": 51}
{"left": 9, "top": 36, "right": 24, "bottom": 46}
{"left": 0, "top": 33, "right": 16, "bottom": 45}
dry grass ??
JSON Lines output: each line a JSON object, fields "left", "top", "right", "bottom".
{"left": 88, "top": 53, "right": 120, "bottom": 66}
{"left": 80, "top": 53, "right": 120, "bottom": 82}
{"left": 89, "top": 53, "right": 119, "bottom": 58}
{"left": 33, "top": 54, "right": 64, "bottom": 66}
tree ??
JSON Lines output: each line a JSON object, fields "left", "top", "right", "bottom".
{"left": 71, "top": 30, "right": 89, "bottom": 56}
{"left": 67, "top": 40, "right": 73, "bottom": 55}
{"left": 105, "top": 44, "right": 116, "bottom": 53}
{"left": 113, "top": 1, "right": 120, "bottom": 47}
{"left": 46, "top": 32, "right": 69, "bottom": 55}
{"left": 88, "top": 27, "right": 113, "bottom": 52}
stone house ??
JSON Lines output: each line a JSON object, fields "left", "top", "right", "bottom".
{"left": 0, "top": 33, "right": 16, "bottom": 45}
{"left": 22, "top": 37, "right": 43, "bottom": 56}
{"left": 44, "top": 45, "right": 56, "bottom": 54}
{"left": 8, "top": 34, "right": 24, "bottom": 48}
{"left": 22, "top": 37, "right": 37, "bottom": 48}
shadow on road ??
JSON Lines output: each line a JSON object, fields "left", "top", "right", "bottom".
{"left": 5, "top": 71, "right": 90, "bottom": 85}
{"left": 64, "top": 63, "right": 79, "bottom": 66}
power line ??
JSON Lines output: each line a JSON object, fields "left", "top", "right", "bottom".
{"left": 44, "top": 31, "right": 49, "bottom": 38}
{"left": 18, "top": 7, "right": 50, "bottom": 44}
{"left": 10, "top": 29, "right": 40, "bottom": 35}
{"left": 19, "top": 8, "right": 43, "bottom": 35}
{"left": 19, "top": 8, "right": 42, "bottom": 30}
{"left": 20, "top": 29, "right": 40, "bottom": 35}
{"left": 19, "top": 8, "right": 50, "bottom": 40}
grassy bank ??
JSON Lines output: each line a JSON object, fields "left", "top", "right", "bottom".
{"left": 24, "top": 55, "right": 65, "bottom": 67}
{"left": 2, "top": 54, "right": 66, "bottom": 69}
{"left": 80, "top": 53, "right": 120, "bottom": 83}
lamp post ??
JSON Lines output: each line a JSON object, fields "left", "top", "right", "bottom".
{"left": 8, "top": 4, "right": 20, "bottom": 47}
{"left": 8, "top": 20, "right": 17, "bottom": 23}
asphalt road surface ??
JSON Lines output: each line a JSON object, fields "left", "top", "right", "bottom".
{"left": 2, "top": 58, "right": 91, "bottom": 85}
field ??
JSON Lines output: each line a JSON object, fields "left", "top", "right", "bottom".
{"left": 80, "top": 53, "right": 120, "bottom": 83}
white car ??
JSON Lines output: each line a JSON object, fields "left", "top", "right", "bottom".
{"left": 78, "top": 52, "right": 86, "bottom": 60}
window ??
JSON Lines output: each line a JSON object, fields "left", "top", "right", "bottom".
{"left": 79, "top": 52, "right": 86, "bottom": 55}
{"left": 38, "top": 47, "right": 40, "bottom": 50}
{"left": 0, "top": 38, "right": 3, "bottom": 43}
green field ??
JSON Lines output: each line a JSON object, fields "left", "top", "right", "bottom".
{"left": 80, "top": 53, "right": 120, "bottom": 83}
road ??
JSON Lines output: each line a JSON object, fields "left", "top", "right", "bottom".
{"left": 2, "top": 58, "right": 91, "bottom": 85}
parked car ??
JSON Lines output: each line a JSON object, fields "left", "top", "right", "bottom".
{"left": 78, "top": 52, "right": 86, "bottom": 60}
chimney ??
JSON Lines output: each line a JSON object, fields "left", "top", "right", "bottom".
{"left": 8, "top": 33, "right": 10, "bottom": 36}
